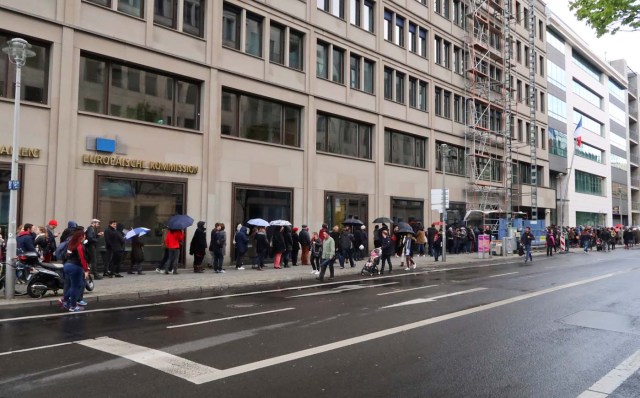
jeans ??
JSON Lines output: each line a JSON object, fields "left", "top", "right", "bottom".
{"left": 310, "top": 253, "right": 321, "bottom": 270}
{"left": 256, "top": 253, "right": 265, "bottom": 269}
{"left": 63, "top": 263, "right": 84, "bottom": 307}
{"left": 339, "top": 248, "right": 355, "bottom": 268}
{"left": 212, "top": 250, "right": 224, "bottom": 271}
{"left": 433, "top": 246, "right": 442, "bottom": 261}
{"left": 318, "top": 257, "right": 334, "bottom": 280}
{"left": 163, "top": 248, "right": 179, "bottom": 272}
{"left": 379, "top": 254, "right": 392, "bottom": 273}
{"left": 417, "top": 244, "right": 426, "bottom": 256}
{"left": 524, "top": 244, "right": 533, "bottom": 262}
{"left": 235, "top": 249, "right": 246, "bottom": 268}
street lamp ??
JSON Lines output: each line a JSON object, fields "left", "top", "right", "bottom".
{"left": 618, "top": 186, "right": 624, "bottom": 225}
{"left": 556, "top": 172, "right": 565, "bottom": 227}
{"left": 441, "top": 143, "right": 448, "bottom": 263}
{"left": 2, "top": 38, "right": 35, "bottom": 299}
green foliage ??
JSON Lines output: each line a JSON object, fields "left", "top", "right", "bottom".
{"left": 569, "top": 0, "right": 640, "bottom": 37}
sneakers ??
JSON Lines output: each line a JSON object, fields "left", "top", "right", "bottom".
{"left": 155, "top": 268, "right": 162, "bottom": 273}
{"left": 68, "top": 306, "right": 84, "bottom": 312}
{"left": 57, "top": 298, "right": 68, "bottom": 308}
{"left": 310, "top": 270, "right": 317, "bottom": 274}
{"left": 220, "top": 270, "right": 225, "bottom": 273}
{"left": 114, "top": 273, "right": 124, "bottom": 278}
{"left": 77, "top": 300, "right": 88, "bottom": 306}
{"left": 237, "top": 267, "right": 245, "bottom": 270}
{"left": 405, "top": 267, "right": 410, "bottom": 271}
{"left": 411, "top": 264, "right": 417, "bottom": 270}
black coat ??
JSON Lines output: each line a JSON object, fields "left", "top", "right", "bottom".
{"left": 104, "top": 226, "right": 125, "bottom": 251}
{"left": 291, "top": 232, "right": 300, "bottom": 251}
{"left": 272, "top": 231, "right": 286, "bottom": 253}
{"left": 298, "top": 229, "right": 311, "bottom": 246}
{"left": 255, "top": 232, "right": 269, "bottom": 255}
{"left": 131, "top": 236, "right": 145, "bottom": 263}
{"left": 189, "top": 227, "right": 207, "bottom": 255}
{"left": 381, "top": 236, "right": 394, "bottom": 256}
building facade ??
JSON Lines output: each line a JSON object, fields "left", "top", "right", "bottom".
{"left": 546, "top": 11, "right": 631, "bottom": 228}
{"left": 0, "top": 0, "right": 554, "bottom": 265}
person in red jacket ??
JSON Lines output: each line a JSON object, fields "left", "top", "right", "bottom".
{"left": 162, "top": 229, "right": 184, "bottom": 274}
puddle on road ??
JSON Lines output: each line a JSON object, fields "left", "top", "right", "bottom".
{"left": 561, "top": 310, "right": 640, "bottom": 335}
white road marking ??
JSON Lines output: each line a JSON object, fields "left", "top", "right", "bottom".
{"left": 287, "top": 282, "right": 398, "bottom": 298}
{"left": 381, "top": 288, "right": 488, "bottom": 308}
{"left": 166, "top": 308, "right": 295, "bottom": 329}
{"left": 578, "top": 347, "right": 640, "bottom": 397}
{"left": 78, "top": 337, "right": 222, "bottom": 383}
{"left": 0, "top": 275, "right": 418, "bottom": 324}
{"left": 77, "top": 271, "right": 625, "bottom": 384}
{"left": 489, "top": 272, "right": 519, "bottom": 278}
{"left": 377, "top": 284, "right": 439, "bottom": 296}
{"left": 0, "top": 341, "right": 75, "bottom": 356}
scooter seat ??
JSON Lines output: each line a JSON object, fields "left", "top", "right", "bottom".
{"left": 40, "top": 262, "right": 64, "bottom": 270}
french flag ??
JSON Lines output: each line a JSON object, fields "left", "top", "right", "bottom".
{"left": 574, "top": 117, "right": 583, "bottom": 147}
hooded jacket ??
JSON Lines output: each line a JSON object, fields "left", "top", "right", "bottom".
{"left": 59, "top": 220, "right": 78, "bottom": 243}
{"left": 234, "top": 227, "right": 249, "bottom": 252}
{"left": 189, "top": 222, "right": 207, "bottom": 255}
{"left": 17, "top": 230, "right": 36, "bottom": 253}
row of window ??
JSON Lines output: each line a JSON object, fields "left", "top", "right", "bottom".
{"left": 573, "top": 79, "right": 602, "bottom": 109}
{"left": 575, "top": 170, "right": 604, "bottom": 196}
{"left": 383, "top": 10, "right": 428, "bottom": 59}
{"left": 575, "top": 141, "right": 604, "bottom": 164}
{"left": 86, "top": 0, "right": 204, "bottom": 37}
{"left": 383, "top": 68, "right": 427, "bottom": 110}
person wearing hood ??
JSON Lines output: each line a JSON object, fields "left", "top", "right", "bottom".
{"left": 234, "top": 225, "right": 248, "bottom": 270}
{"left": 60, "top": 220, "right": 78, "bottom": 244}
{"left": 189, "top": 221, "right": 207, "bottom": 273}
{"left": 104, "top": 220, "right": 125, "bottom": 277}
{"left": 209, "top": 223, "right": 226, "bottom": 273}
{"left": 16, "top": 223, "right": 37, "bottom": 254}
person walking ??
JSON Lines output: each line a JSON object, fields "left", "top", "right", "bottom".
{"left": 432, "top": 231, "right": 442, "bottom": 261}
{"left": 338, "top": 226, "right": 355, "bottom": 269}
{"left": 189, "top": 221, "right": 207, "bottom": 273}
{"left": 309, "top": 231, "right": 322, "bottom": 275}
{"left": 254, "top": 227, "right": 268, "bottom": 270}
{"left": 299, "top": 224, "right": 311, "bottom": 265}
{"left": 128, "top": 235, "right": 145, "bottom": 275}
{"left": 379, "top": 229, "right": 393, "bottom": 274}
{"left": 404, "top": 234, "right": 416, "bottom": 270}
{"left": 316, "top": 230, "right": 336, "bottom": 282}
{"left": 521, "top": 227, "right": 534, "bottom": 263}
{"left": 234, "top": 225, "right": 248, "bottom": 270}
{"left": 210, "top": 223, "right": 227, "bottom": 273}
{"left": 61, "top": 228, "right": 90, "bottom": 312}
{"left": 85, "top": 219, "right": 103, "bottom": 279}
{"left": 581, "top": 229, "right": 592, "bottom": 253}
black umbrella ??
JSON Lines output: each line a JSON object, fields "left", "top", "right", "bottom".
{"left": 166, "top": 214, "right": 194, "bottom": 230}
{"left": 373, "top": 217, "right": 393, "bottom": 224}
{"left": 396, "top": 222, "right": 415, "bottom": 234}
{"left": 342, "top": 218, "right": 364, "bottom": 226}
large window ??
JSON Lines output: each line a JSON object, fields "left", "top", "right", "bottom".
{"left": 546, "top": 29, "right": 565, "bottom": 53}
{"left": 79, "top": 54, "right": 199, "bottom": 129}
{"left": 221, "top": 89, "right": 301, "bottom": 147}
{"left": 546, "top": 60, "right": 566, "bottom": 90}
{"left": 476, "top": 156, "right": 502, "bottom": 182}
{"left": 547, "top": 94, "right": 566, "bottom": 122}
{"left": 611, "top": 153, "right": 629, "bottom": 171}
{"left": 0, "top": 32, "right": 49, "bottom": 104}
{"left": 608, "top": 80, "right": 626, "bottom": 102}
{"left": 392, "top": 198, "right": 423, "bottom": 224}
{"left": 575, "top": 170, "right": 604, "bottom": 195}
{"left": 316, "top": 113, "right": 372, "bottom": 159}
{"left": 572, "top": 80, "right": 601, "bottom": 109}
{"left": 384, "top": 129, "right": 426, "bottom": 169}
{"left": 572, "top": 51, "right": 602, "bottom": 82}
{"left": 325, "top": 192, "right": 368, "bottom": 229}
{"left": 96, "top": 172, "right": 186, "bottom": 264}
{"left": 573, "top": 111, "right": 603, "bottom": 137}
{"left": 548, "top": 128, "right": 567, "bottom": 157}
{"left": 350, "top": 54, "right": 375, "bottom": 94}
{"left": 575, "top": 142, "right": 604, "bottom": 163}
{"left": 435, "top": 142, "right": 465, "bottom": 176}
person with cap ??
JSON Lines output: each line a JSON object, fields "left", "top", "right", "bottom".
{"left": 299, "top": 224, "right": 311, "bottom": 265}
{"left": 290, "top": 227, "right": 301, "bottom": 266}
{"left": 189, "top": 221, "right": 207, "bottom": 273}
{"left": 85, "top": 219, "right": 103, "bottom": 279}
{"left": 44, "top": 219, "right": 58, "bottom": 262}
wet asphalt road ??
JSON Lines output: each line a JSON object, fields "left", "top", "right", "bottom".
{"left": 1, "top": 249, "right": 640, "bottom": 398}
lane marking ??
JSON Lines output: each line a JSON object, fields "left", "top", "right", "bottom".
{"left": 166, "top": 308, "right": 296, "bottom": 329}
{"left": 77, "top": 337, "right": 222, "bottom": 383}
{"left": 381, "top": 288, "right": 488, "bottom": 308}
{"left": 377, "top": 284, "right": 439, "bottom": 296}
{"left": 0, "top": 341, "right": 75, "bottom": 357}
{"left": 489, "top": 272, "right": 519, "bottom": 278}
{"left": 578, "top": 347, "right": 640, "bottom": 397}
{"left": 78, "top": 270, "right": 627, "bottom": 384}
{"left": 287, "top": 282, "right": 398, "bottom": 298}
{"left": 0, "top": 275, "right": 419, "bottom": 324}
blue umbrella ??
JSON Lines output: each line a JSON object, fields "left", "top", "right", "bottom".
{"left": 166, "top": 214, "right": 194, "bottom": 230}
{"left": 125, "top": 227, "right": 150, "bottom": 240}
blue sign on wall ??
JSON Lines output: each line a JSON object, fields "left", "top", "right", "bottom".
{"left": 96, "top": 138, "right": 116, "bottom": 153}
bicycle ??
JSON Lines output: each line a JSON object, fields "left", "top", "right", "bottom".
{"left": 0, "top": 261, "right": 31, "bottom": 296}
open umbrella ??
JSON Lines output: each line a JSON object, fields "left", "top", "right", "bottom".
{"left": 270, "top": 219, "right": 292, "bottom": 226}
{"left": 247, "top": 218, "right": 270, "bottom": 227}
{"left": 396, "top": 222, "right": 415, "bottom": 234}
{"left": 166, "top": 214, "right": 194, "bottom": 230}
{"left": 432, "top": 221, "right": 445, "bottom": 226}
{"left": 342, "top": 218, "right": 364, "bottom": 226}
{"left": 373, "top": 217, "right": 393, "bottom": 224}
{"left": 125, "top": 227, "right": 150, "bottom": 240}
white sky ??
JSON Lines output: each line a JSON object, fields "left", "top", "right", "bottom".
{"left": 546, "top": 0, "right": 640, "bottom": 73}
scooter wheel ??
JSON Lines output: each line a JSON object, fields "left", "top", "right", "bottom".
{"left": 27, "top": 277, "right": 48, "bottom": 299}
{"left": 85, "top": 276, "right": 95, "bottom": 292}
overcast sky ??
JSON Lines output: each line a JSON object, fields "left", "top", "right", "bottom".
{"left": 546, "top": 1, "right": 640, "bottom": 74}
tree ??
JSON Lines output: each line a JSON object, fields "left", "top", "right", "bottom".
{"left": 569, "top": 0, "right": 640, "bottom": 37}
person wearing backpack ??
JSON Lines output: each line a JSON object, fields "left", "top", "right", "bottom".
{"left": 60, "top": 228, "right": 90, "bottom": 312}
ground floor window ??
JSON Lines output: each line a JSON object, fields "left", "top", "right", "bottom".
{"left": 95, "top": 172, "right": 187, "bottom": 264}
{"left": 324, "top": 192, "right": 368, "bottom": 229}
{"left": 575, "top": 211, "right": 605, "bottom": 227}
{"left": 0, "top": 163, "right": 24, "bottom": 237}
{"left": 391, "top": 198, "right": 423, "bottom": 226}
{"left": 446, "top": 201, "right": 466, "bottom": 227}
{"left": 233, "top": 185, "right": 293, "bottom": 228}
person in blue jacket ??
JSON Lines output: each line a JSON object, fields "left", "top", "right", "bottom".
{"left": 234, "top": 225, "right": 248, "bottom": 270}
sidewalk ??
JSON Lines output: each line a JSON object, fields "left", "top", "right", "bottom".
{"left": 0, "top": 250, "right": 553, "bottom": 308}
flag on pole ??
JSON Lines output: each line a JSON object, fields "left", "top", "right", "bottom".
{"left": 574, "top": 117, "right": 583, "bottom": 147}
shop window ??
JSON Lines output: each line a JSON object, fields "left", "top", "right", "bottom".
{"left": 221, "top": 89, "right": 301, "bottom": 147}
{"left": 0, "top": 32, "right": 49, "bottom": 104}
{"left": 78, "top": 54, "right": 200, "bottom": 130}
{"left": 95, "top": 172, "right": 186, "bottom": 264}
{"left": 391, "top": 198, "right": 423, "bottom": 225}
{"left": 324, "top": 192, "right": 368, "bottom": 229}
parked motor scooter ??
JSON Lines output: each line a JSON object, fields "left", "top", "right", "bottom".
{"left": 25, "top": 253, "right": 94, "bottom": 299}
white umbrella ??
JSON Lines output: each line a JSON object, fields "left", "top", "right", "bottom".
{"left": 247, "top": 218, "right": 270, "bottom": 227}
{"left": 269, "top": 219, "right": 292, "bottom": 226}
{"left": 125, "top": 227, "right": 150, "bottom": 240}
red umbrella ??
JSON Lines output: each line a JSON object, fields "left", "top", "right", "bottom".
{"left": 432, "top": 221, "right": 445, "bottom": 226}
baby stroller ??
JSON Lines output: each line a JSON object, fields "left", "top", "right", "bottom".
{"left": 596, "top": 238, "right": 604, "bottom": 252}
{"left": 361, "top": 248, "right": 381, "bottom": 276}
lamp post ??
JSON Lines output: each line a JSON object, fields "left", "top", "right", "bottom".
{"left": 441, "top": 143, "right": 448, "bottom": 263}
{"left": 619, "top": 186, "right": 624, "bottom": 225}
{"left": 2, "top": 38, "right": 35, "bottom": 299}
{"left": 556, "top": 172, "right": 565, "bottom": 227}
